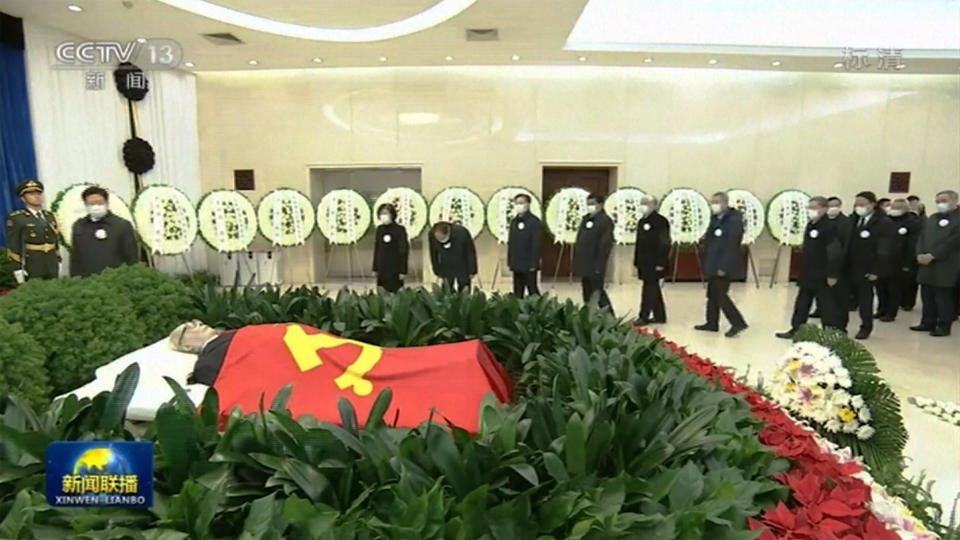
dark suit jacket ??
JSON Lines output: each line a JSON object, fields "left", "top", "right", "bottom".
{"left": 845, "top": 212, "right": 894, "bottom": 280}
{"left": 372, "top": 222, "right": 409, "bottom": 277}
{"left": 70, "top": 212, "right": 139, "bottom": 277}
{"left": 798, "top": 217, "right": 843, "bottom": 286}
{"left": 507, "top": 212, "right": 542, "bottom": 272}
{"left": 703, "top": 209, "right": 744, "bottom": 278}
{"left": 573, "top": 210, "right": 614, "bottom": 277}
{"left": 888, "top": 214, "right": 921, "bottom": 271}
{"left": 916, "top": 208, "right": 960, "bottom": 288}
{"left": 633, "top": 212, "right": 670, "bottom": 278}
{"left": 429, "top": 224, "right": 477, "bottom": 279}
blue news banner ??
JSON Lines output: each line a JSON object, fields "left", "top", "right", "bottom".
{"left": 45, "top": 441, "right": 153, "bottom": 508}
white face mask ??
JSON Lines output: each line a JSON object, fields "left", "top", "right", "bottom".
{"left": 639, "top": 204, "right": 651, "bottom": 216}
{"left": 807, "top": 208, "right": 821, "bottom": 220}
{"left": 514, "top": 203, "right": 528, "bottom": 215}
{"left": 854, "top": 206, "right": 870, "bottom": 217}
{"left": 827, "top": 207, "right": 841, "bottom": 218}
{"left": 888, "top": 209, "right": 904, "bottom": 217}
{"left": 710, "top": 203, "right": 723, "bottom": 215}
{"left": 587, "top": 204, "right": 599, "bottom": 215}
{"left": 87, "top": 204, "right": 107, "bottom": 220}
{"left": 379, "top": 214, "right": 392, "bottom": 225}
{"left": 937, "top": 202, "right": 952, "bottom": 213}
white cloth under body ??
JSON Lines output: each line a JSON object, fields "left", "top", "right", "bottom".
{"left": 58, "top": 339, "right": 208, "bottom": 422}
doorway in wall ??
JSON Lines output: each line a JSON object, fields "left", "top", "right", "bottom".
{"left": 310, "top": 167, "right": 423, "bottom": 283}
{"left": 540, "top": 166, "right": 614, "bottom": 280}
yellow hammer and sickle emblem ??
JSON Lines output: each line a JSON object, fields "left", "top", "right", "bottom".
{"left": 282, "top": 324, "right": 383, "bottom": 397}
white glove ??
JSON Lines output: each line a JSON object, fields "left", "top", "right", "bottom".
{"left": 13, "top": 270, "right": 26, "bottom": 284}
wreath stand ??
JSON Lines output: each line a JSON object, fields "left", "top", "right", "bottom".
{"left": 322, "top": 243, "right": 366, "bottom": 285}
{"left": 490, "top": 245, "right": 506, "bottom": 290}
{"left": 744, "top": 244, "right": 761, "bottom": 289}
{"left": 768, "top": 243, "right": 788, "bottom": 288}
{"left": 551, "top": 243, "right": 575, "bottom": 287}
{"left": 669, "top": 243, "right": 705, "bottom": 287}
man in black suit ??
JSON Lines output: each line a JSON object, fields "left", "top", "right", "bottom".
{"left": 507, "top": 193, "right": 542, "bottom": 298}
{"left": 777, "top": 196, "right": 843, "bottom": 338}
{"left": 429, "top": 221, "right": 477, "bottom": 292}
{"left": 573, "top": 193, "right": 615, "bottom": 314}
{"left": 633, "top": 195, "right": 671, "bottom": 324}
{"left": 912, "top": 190, "right": 960, "bottom": 336}
{"left": 811, "top": 196, "right": 851, "bottom": 319}
{"left": 695, "top": 192, "right": 748, "bottom": 337}
{"left": 70, "top": 186, "right": 139, "bottom": 278}
{"left": 844, "top": 191, "right": 894, "bottom": 340}
{"left": 877, "top": 198, "right": 921, "bottom": 319}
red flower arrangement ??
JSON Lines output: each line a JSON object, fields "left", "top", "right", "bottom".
{"left": 643, "top": 329, "right": 901, "bottom": 540}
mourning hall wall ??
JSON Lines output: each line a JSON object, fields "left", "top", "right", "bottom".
{"left": 195, "top": 67, "right": 960, "bottom": 284}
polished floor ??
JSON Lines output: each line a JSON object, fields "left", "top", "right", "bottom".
{"left": 323, "top": 276, "right": 960, "bottom": 512}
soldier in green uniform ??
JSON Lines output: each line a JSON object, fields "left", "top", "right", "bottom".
{"left": 5, "top": 180, "right": 61, "bottom": 283}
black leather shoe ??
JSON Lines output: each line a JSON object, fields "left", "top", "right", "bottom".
{"left": 878, "top": 316, "right": 895, "bottom": 322}
{"left": 873, "top": 312, "right": 884, "bottom": 318}
{"left": 930, "top": 327, "right": 951, "bottom": 337}
{"left": 725, "top": 325, "right": 748, "bottom": 338}
{"left": 650, "top": 318, "right": 667, "bottom": 324}
{"left": 694, "top": 324, "right": 718, "bottom": 332}
{"left": 809, "top": 311, "right": 821, "bottom": 318}
{"left": 775, "top": 330, "right": 796, "bottom": 339}
{"left": 634, "top": 317, "right": 651, "bottom": 326}
{"left": 902, "top": 306, "right": 914, "bottom": 312}
{"left": 910, "top": 324, "right": 933, "bottom": 332}
{"left": 855, "top": 329, "right": 871, "bottom": 340}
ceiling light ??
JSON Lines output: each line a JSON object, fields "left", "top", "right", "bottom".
{"left": 511, "top": 54, "right": 521, "bottom": 61}
{"left": 379, "top": 56, "right": 388, "bottom": 62}
{"left": 643, "top": 57, "right": 654, "bottom": 63}
{"left": 833, "top": 62, "right": 844, "bottom": 68}
{"left": 445, "top": 55, "right": 454, "bottom": 61}
{"left": 707, "top": 58, "right": 718, "bottom": 65}
{"left": 136, "top": 37, "right": 147, "bottom": 43}
{"left": 312, "top": 57, "right": 323, "bottom": 63}
{"left": 771, "top": 59, "right": 782, "bottom": 66}
{"left": 895, "top": 63, "right": 906, "bottom": 70}
{"left": 155, "top": 0, "right": 477, "bottom": 42}
{"left": 577, "top": 55, "right": 588, "bottom": 62}
{"left": 66, "top": 4, "right": 83, "bottom": 12}
{"left": 183, "top": 61, "right": 195, "bottom": 67}
{"left": 247, "top": 59, "right": 258, "bottom": 65}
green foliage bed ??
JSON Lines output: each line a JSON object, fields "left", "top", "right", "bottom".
{"left": 0, "top": 281, "right": 790, "bottom": 539}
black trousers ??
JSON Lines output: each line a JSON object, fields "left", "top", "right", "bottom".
{"left": 900, "top": 269, "right": 918, "bottom": 309}
{"left": 876, "top": 275, "right": 901, "bottom": 319}
{"left": 376, "top": 273, "right": 403, "bottom": 293}
{"left": 920, "top": 284, "right": 956, "bottom": 331}
{"left": 581, "top": 275, "right": 613, "bottom": 314}
{"left": 705, "top": 276, "right": 746, "bottom": 328}
{"left": 442, "top": 275, "right": 471, "bottom": 292}
{"left": 638, "top": 275, "right": 666, "bottom": 322}
{"left": 512, "top": 271, "right": 540, "bottom": 298}
{"left": 791, "top": 282, "right": 836, "bottom": 331}
{"left": 829, "top": 279, "right": 851, "bottom": 331}
{"left": 850, "top": 278, "right": 876, "bottom": 333}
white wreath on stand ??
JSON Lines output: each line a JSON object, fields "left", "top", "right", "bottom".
{"left": 428, "top": 187, "right": 486, "bottom": 239}
{"left": 485, "top": 187, "right": 542, "bottom": 244}
{"left": 767, "top": 190, "right": 811, "bottom": 247}
{"left": 373, "top": 187, "right": 428, "bottom": 239}
{"left": 131, "top": 185, "right": 198, "bottom": 255}
{"left": 545, "top": 188, "right": 590, "bottom": 245}
{"left": 51, "top": 183, "right": 134, "bottom": 248}
{"left": 607, "top": 188, "right": 648, "bottom": 245}
{"left": 317, "top": 189, "right": 372, "bottom": 245}
{"left": 726, "top": 189, "right": 765, "bottom": 245}
{"left": 660, "top": 188, "right": 711, "bottom": 245}
{"left": 197, "top": 190, "right": 257, "bottom": 253}
{"left": 256, "top": 188, "right": 316, "bottom": 247}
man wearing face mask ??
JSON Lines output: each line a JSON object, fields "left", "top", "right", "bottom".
{"left": 843, "top": 191, "right": 894, "bottom": 339}
{"left": 633, "top": 195, "right": 671, "bottom": 324}
{"left": 69, "top": 186, "right": 139, "bottom": 277}
{"left": 877, "top": 198, "right": 921, "bottom": 319}
{"left": 877, "top": 198, "right": 891, "bottom": 214}
{"left": 372, "top": 203, "right": 409, "bottom": 293}
{"left": 5, "top": 180, "right": 61, "bottom": 283}
{"left": 429, "top": 221, "right": 477, "bottom": 292}
{"left": 907, "top": 195, "right": 925, "bottom": 218}
{"left": 776, "top": 197, "right": 843, "bottom": 338}
{"left": 507, "top": 193, "right": 542, "bottom": 297}
{"left": 573, "top": 193, "right": 615, "bottom": 314}
{"left": 696, "top": 192, "right": 748, "bottom": 337}
{"left": 912, "top": 190, "right": 960, "bottom": 337}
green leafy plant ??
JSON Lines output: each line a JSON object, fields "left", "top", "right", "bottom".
{"left": 0, "top": 277, "right": 147, "bottom": 395}
{"left": 792, "top": 324, "right": 907, "bottom": 474}
{"left": 0, "top": 318, "right": 50, "bottom": 408}
{"left": 0, "top": 247, "right": 17, "bottom": 292}
{"left": 95, "top": 264, "right": 196, "bottom": 342}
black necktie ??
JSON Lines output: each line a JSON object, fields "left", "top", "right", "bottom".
{"left": 859, "top": 216, "right": 865, "bottom": 228}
